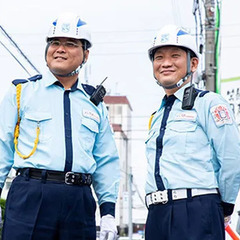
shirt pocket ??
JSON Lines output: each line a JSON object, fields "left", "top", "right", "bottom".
{"left": 167, "top": 120, "right": 198, "bottom": 153}
{"left": 168, "top": 120, "right": 197, "bottom": 132}
{"left": 81, "top": 117, "right": 99, "bottom": 133}
{"left": 79, "top": 117, "right": 99, "bottom": 151}
{"left": 22, "top": 112, "right": 53, "bottom": 142}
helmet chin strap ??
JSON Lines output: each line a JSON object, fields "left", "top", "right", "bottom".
{"left": 51, "top": 52, "right": 86, "bottom": 77}
{"left": 155, "top": 72, "right": 192, "bottom": 89}
{"left": 46, "top": 41, "right": 87, "bottom": 78}
{"left": 154, "top": 50, "right": 192, "bottom": 89}
{"left": 52, "top": 64, "right": 83, "bottom": 77}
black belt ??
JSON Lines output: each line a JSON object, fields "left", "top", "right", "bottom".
{"left": 17, "top": 168, "right": 92, "bottom": 186}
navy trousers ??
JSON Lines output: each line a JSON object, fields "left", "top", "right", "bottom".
{"left": 145, "top": 193, "right": 225, "bottom": 240}
{"left": 2, "top": 175, "right": 96, "bottom": 240}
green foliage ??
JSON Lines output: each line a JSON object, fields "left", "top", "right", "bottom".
{"left": 0, "top": 199, "right": 6, "bottom": 221}
{"left": 0, "top": 198, "right": 6, "bottom": 239}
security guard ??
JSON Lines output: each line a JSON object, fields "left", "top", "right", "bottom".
{"left": 0, "top": 12, "right": 119, "bottom": 240}
{"left": 145, "top": 24, "right": 240, "bottom": 240}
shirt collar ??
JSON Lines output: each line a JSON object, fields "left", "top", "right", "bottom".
{"left": 44, "top": 70, "right": 88, "bottom": 96}
{"left": 159, "top": 82, "right": 191, "bottom": 110}
{"left": 44, "top": 71, "right": 59, "bottom": 87}
{"left": 174, "top": 82, "right": 191, "bottom": 102}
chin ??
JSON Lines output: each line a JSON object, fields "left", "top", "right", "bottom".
{"left": 159, "top": 80, "right": 176, "bottom": 86}
{"left": 51, "top": 69, "right": 68, "bottom": 76}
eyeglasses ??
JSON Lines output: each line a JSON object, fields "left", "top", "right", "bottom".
{"left": 49, "top": 40, "right": 82, "bottom": 49}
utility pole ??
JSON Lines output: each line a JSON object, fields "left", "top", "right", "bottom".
{"left": 204, "top": 0, "right": 216, "bottom": 92}
{"left": 125, "top": 135, "right": 132, "bottom": 240}
{"left": 128, "top": 167, "right": 133, "bottom": 240}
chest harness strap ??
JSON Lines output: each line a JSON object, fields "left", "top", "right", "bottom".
{"left": 14, "top": 84, "right": 40, "bottom": 159}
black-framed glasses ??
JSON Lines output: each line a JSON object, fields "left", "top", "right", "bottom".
{"left": 49, "top": 40, "right": 82, "bottom": 49}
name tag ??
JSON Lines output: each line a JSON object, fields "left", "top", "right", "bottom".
{"left": 175, "top": 112, "right": 197, "bottom": 121}
{"left": 83, "top": 109, "right": 100, "bottom": 123}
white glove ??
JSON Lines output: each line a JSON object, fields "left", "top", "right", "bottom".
{"left": 224, "top": 215, "right": 231, "bottom": 228}
{"left": 99, "top": 214, "right": 118, "bottom": 240}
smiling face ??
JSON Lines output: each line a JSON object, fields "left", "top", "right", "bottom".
{"left": 153, "top": 46, "right": 198, "bottom": 95}
{"left": 46, "top": 37, "right": 89, "bottom": 77}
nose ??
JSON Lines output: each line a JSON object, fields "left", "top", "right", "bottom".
{"left": 162, "top": 57, "right": 173, "bottom": 67}
{"left": 56, "top": 45, "right": 66, "bottom": 53}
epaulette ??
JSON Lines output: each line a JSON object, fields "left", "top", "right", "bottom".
{"left": 81, "top": 83, "right": 96, "bottom": 96}
{"left": 199, "top": 91, "right": 209, "bottom": 97}
{"left": 12, "top": 74, "right": 42, "bottom": 86}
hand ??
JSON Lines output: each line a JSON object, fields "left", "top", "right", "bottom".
{"left": 224, "top": 215, "right": 231, "bottom": 228}
{"left": 99, "top": 214, "right": 117, "bottom": 240}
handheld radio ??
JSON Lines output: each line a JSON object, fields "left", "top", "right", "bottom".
{"left": 182, "top": 84, "right": 198, "bottom": 110}
{"left": 90, "top": 77, "right": 107, "bottom": 106}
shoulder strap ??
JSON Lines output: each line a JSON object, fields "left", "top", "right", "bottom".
{"left": 81, "top": 83, "right": 96, "bottom": 96}
{"left": 82, "top": 83, "right": 106, "bottom": 106}
{"left": 199, "top": 90, "right": 209, "bottom": 97}
{"left": 12, "top": 74, "right": 42, "bottom": 86}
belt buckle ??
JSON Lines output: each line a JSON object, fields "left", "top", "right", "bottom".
{"left": 65, "top": 171, "right": 75, "bottom": 185}
{"left": 151, "top": 190, "right": 168, "bottom": 204}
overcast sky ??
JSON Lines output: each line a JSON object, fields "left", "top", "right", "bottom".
{"left": 1, "top": 0, "right": 240, "bottom": 217}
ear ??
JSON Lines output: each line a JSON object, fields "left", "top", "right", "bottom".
{"left": 191, "top": 57, "right": 199, "bottom": 72}
{"left": 83, "top": 50, "right": 90, "bottom": 63}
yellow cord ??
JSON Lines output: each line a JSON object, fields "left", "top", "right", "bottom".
{"left": 148, "top": 113, "right": 155, "bottom": 130}
{"left": 14, "top": 84, "right": 40, "bottom": 159}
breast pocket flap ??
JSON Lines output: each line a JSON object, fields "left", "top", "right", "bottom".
{"left": 24, "top": 112, "right": 52, "bottom": 122}
{"left": 168, "top": 120, "right": 197, "bottom": 132}
{"left": 82, "top": 117, "right": 99, "bottom": 133}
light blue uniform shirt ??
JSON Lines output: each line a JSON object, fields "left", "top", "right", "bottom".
{"left": 0, "top": 71, "right": 120, "bottom": 205}
{"left": 145, "top": 83, "right": 240, "bottom": 204}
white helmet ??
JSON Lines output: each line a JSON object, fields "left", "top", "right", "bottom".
{"left": 47, "top": 12, "right": 92, "bottom": 49}
{"left": 148, "top": 24, "right": 198, "bottom": 61}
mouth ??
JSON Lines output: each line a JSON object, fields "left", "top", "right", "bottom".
{"left": 54, "top": 56, "right": 67, "bottom": 60}
{"left": 160, "top": 70, "right": 175, "bottom": 75}
{"left": 161, "top": 69, "right": 174, "bottom": 73}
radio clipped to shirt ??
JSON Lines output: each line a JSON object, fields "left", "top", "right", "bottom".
{"left": 182, "top": 84, "right": 198, "bottom": 110}
{"left": 90, "top": 77, "right": 107, "bottom": 106}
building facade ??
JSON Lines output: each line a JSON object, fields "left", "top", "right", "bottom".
{"left": 104, "top": 95, "right": 133, "bottom": 235}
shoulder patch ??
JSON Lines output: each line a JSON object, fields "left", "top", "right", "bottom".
{"left": 210, "top": 104, "right": 233, "bottom": 127}
{"left": 81, "top": 83, "right": 96, "bottom": 96}
{"left": 12, "top": 74, "right": 42, "bottom": 86}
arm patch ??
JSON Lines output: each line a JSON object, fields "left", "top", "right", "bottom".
{"left": 210, "top": 104, "right": 233, "bottom": 127}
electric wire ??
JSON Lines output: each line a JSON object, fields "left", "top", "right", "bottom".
{"left": 0, "top": 25, "right": 40, "bottom": 75}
